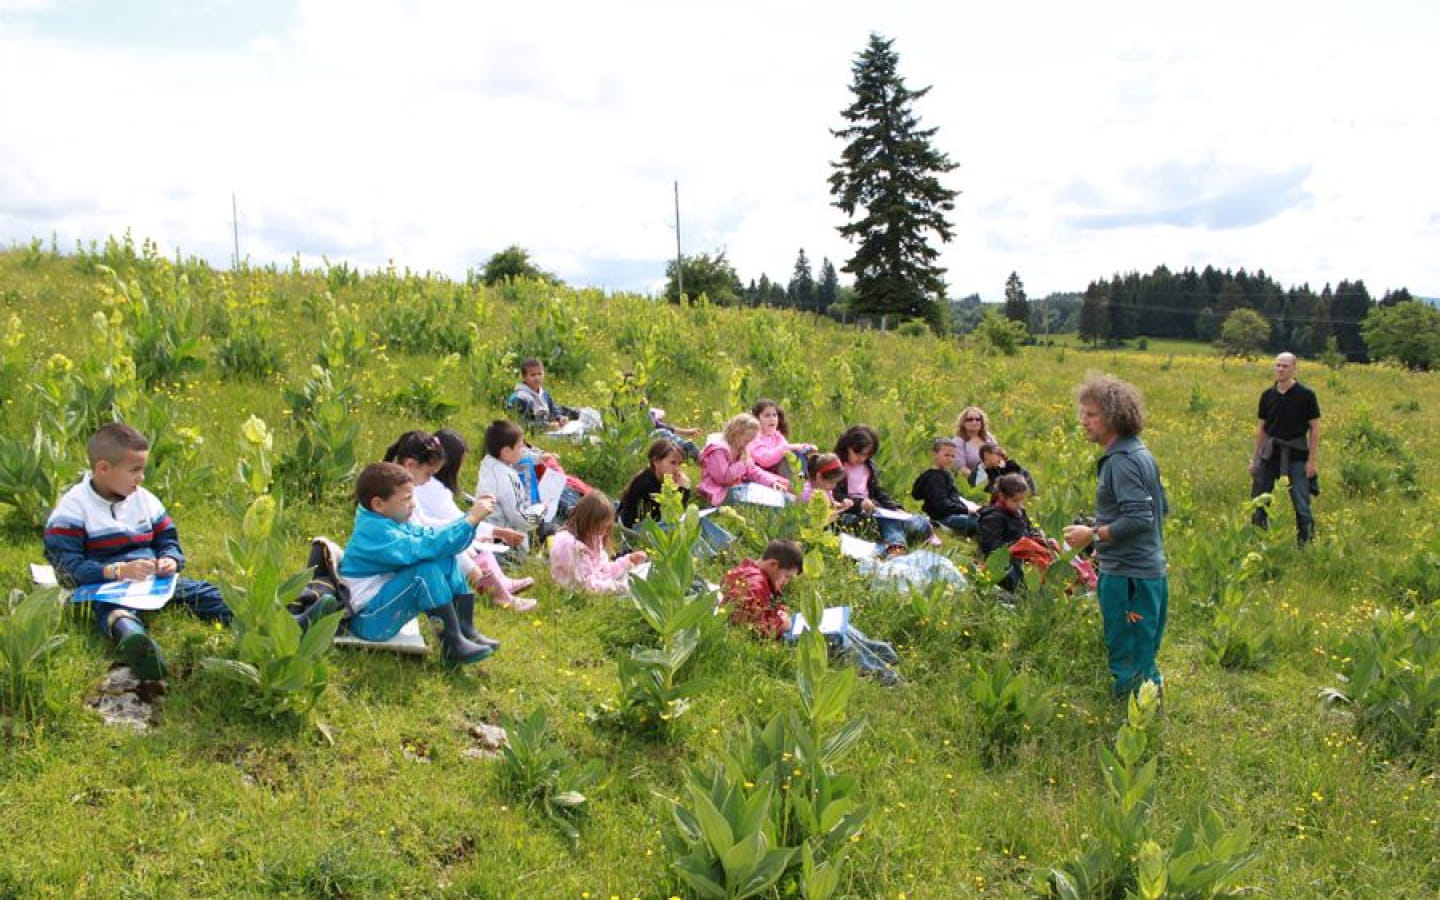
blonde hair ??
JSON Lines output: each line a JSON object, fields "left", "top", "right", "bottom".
{"left": 722, "top": 413, "right": 760, "bottom": 454}
{"left": 954, "top": 406, "right": 994, "bottom": 441}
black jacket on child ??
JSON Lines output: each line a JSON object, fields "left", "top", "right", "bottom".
{"left": 977, "top": 503, "right": 1044, "bottom": 558}
{"left": 911, "top": 468, "right": 973, "bottom": 520}
{"left": 831, "top": 459, "right": 899, "bottom": 510}
{"left": 618, "top": 469, "right": 693, "bottom": 530}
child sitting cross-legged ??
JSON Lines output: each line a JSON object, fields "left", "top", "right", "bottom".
{"left": 43, "top": 423, "right": 241, "bottom": 681}
{"left": 475, "top": 419, "right": 546, "bottom": 550}
{"left": 832, "top": 424, "right": 934, "bottom": 555}
{"left": 911, "top": 437, "right": 980, "bottom": 536}
{"left": 549, "top": 490, "right": 648, "bottom": 596}
{"left": 509, "top": 357, "right": 600, "bottom": 433}
{"left": 339, "top": 462, "right": 498, "bottom": 666}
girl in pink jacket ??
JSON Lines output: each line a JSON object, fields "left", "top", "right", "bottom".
{"left": 549, "top": 491, "right": 647, "bottom": 595}
{"left": 697, "top": 413, "right": 792, "bottom": 506}
{"left": 748, "top": 399, "right": 816, "bottom": 477}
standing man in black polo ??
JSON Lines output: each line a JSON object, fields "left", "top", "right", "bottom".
{"left": 1250, "top": 352, "right": 1321, "bottom": 545}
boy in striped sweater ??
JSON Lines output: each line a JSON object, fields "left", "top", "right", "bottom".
{"left": 43, "top": 423, "right": 230, "bottom": 681}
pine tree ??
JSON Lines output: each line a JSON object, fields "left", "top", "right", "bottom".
{"left": 1003, "top": 271, "right": 1030, "bottom": 327}
{"left": 830, "top": 33, "right": 959, "bottom": 330}
{"left": 1332, "top": 279, "right": 1373, "bottom": 362}
{"left": 1079, "top": 281, "right": 1109, "bottom": 346}
{"left": 787, "top": 248, "right": 816, "bottom": 310}
{"left": 816, "top": 258, "right": 839, "bottom": 314}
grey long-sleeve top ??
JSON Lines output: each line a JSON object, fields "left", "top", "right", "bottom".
{"left": 1094, "top": 435, "right": 1167, "bottom": 579}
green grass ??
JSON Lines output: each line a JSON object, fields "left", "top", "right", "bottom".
{"left": 0, "top": 243, "right": 1438, "bottom": 898}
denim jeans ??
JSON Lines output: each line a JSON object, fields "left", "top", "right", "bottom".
{"left": 1251, "top": 457, "right": 1314, "bottom": 543}
{"left": 838, "top": 510, "right": 931, "bottom": 549}
{"left": 934, "top": 513, "right": 978, "bottom": 536}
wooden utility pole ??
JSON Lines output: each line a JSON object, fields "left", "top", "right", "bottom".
{"left": 673, "top": 181, "right": 683, "bottom": 301}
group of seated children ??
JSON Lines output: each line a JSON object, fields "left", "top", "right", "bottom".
{"left": 45, "top": 369, "right": 1041, "bottom": 683}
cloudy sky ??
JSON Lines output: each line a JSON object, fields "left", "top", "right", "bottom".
{"left": 2, "top": 0, "right": 1437, "bottom": 300}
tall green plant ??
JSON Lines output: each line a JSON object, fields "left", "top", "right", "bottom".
{"left": 668, "top": 583, "right": 869, "bottom": 899}
{"left": 95, "top": 263, "right": 207, "bottom": 388}
{"left": 1049, "top": 683, "right": 1257, "bottom": 898}
{"left": 276, "top": 366, "right": 359, "bottom": 502}
{"left": 600, "top": 484, "right": 717, "bottom": 736}
{"left": 1321, "top": 602, "right": 1440, "bottom": 762}
{"left": 201, "top": 417, "right": 341, "bottom": 719}
{"left": 0, "top": 428, "right": 62, "bottom": 529}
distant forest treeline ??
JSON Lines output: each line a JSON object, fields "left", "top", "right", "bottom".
{"left": 731, "top": 255, "right": 1414, "bottom": 363}
{"left": 1069, "top": 265, "right": 1419, "bottom": 361}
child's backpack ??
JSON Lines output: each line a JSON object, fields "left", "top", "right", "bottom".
{"left": 287, "top": 537, "right": 352, "bottom": 622}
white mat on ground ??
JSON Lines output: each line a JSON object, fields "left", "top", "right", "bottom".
{"left": 334, "top": 617, "right": 429, "bottom": 655}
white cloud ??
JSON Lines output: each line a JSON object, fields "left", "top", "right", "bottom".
{"left": 2, "top": 0, "right": 1438, "bottom": 298}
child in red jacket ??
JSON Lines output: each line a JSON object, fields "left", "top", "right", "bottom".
{"left": 721, "top": 539, "right": 804, "bottom": 639}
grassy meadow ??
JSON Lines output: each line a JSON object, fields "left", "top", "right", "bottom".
{"left": 0, "top": 237, "right": 1437, "bottom": 899}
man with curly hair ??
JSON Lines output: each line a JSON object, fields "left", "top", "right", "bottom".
{"left": 1064, "top": 376, "right": 1168, "bottom": 699}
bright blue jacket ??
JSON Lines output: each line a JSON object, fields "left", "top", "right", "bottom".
{"left": 339, "top": 507, "right": 474, "bottom": 640}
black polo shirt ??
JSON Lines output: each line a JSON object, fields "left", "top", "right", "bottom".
{"left": 1257, "top": 380, "right": 1320, "bottom": 457}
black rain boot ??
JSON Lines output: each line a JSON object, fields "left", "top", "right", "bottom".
{"left": 109, "top": 612, "right": 167, "bottom": 681}
{"left": 294, "top": 592, "right": 340, "bottom": 633}
{"left": 452, "top": 593, "right": 500, "bottom": 651}
{"left": 426, "top": 603, "right": 496, "bottom": 667}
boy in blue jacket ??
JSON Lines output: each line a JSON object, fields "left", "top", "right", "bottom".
{"left": 339, "top": 462, "right": 498, "bottom": 666}
{"left": 44, "top": 423, "right": 230, "bottom": 681}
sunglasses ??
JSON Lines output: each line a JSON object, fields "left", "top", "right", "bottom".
{"left": 963, "top": 416, "right": 982, "bottom": 422}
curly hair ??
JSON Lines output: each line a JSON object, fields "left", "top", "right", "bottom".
{"left": 1076, "top": 375, "right": 1146, "bottom": 437}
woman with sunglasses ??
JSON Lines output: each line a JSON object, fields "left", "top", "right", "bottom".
{"left": 952, "top": 406, "right": 998, "bottom": 479}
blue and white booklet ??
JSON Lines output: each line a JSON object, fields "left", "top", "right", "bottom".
{"left": 69, "top": 575, "right": 177, "bottom": 610}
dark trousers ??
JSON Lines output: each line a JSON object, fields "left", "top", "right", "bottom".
{"left": 94, "top": 577, "right": 231, "bottom": 639}
{"left": 1251, "top": 457, "right": 1314, "bottom": 543}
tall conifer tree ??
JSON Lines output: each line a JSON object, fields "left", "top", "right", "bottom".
{"left": 830, "top": 33, "right": 958, "bottom": 329}
{"left": 1003, "top": 271, "right": 1030, "bottom": 326}
{"left": 787, "top": 248, "right": 815, "bottom": 310}
{"left": 816, "top": 258, "right": 839, "bottom": 313}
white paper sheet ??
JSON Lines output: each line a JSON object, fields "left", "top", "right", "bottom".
{"left": 838, "top": 533, "right": 879, "bottom": 560}
{"left": 732, "top": 482, "right": 788, "bottom": 508}
{"left": 788, "top": 606, "right": 850, "bottom": 637}
{"left": 538, "top": 467, "right": 568, "bottom": 522}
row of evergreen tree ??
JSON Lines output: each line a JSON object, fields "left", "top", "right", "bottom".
{"left": 1070, "top": 265, "right": 1414, "bottom": 361}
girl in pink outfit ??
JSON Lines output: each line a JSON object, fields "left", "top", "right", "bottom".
{"left": 748, "top": 399, "right": 815, "bottom": 477}
{"left": 697, "top": 413, "right": 792, "bottom": 506}
{"left": 549, "top": 491, "right": 647, "bottom": 595}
